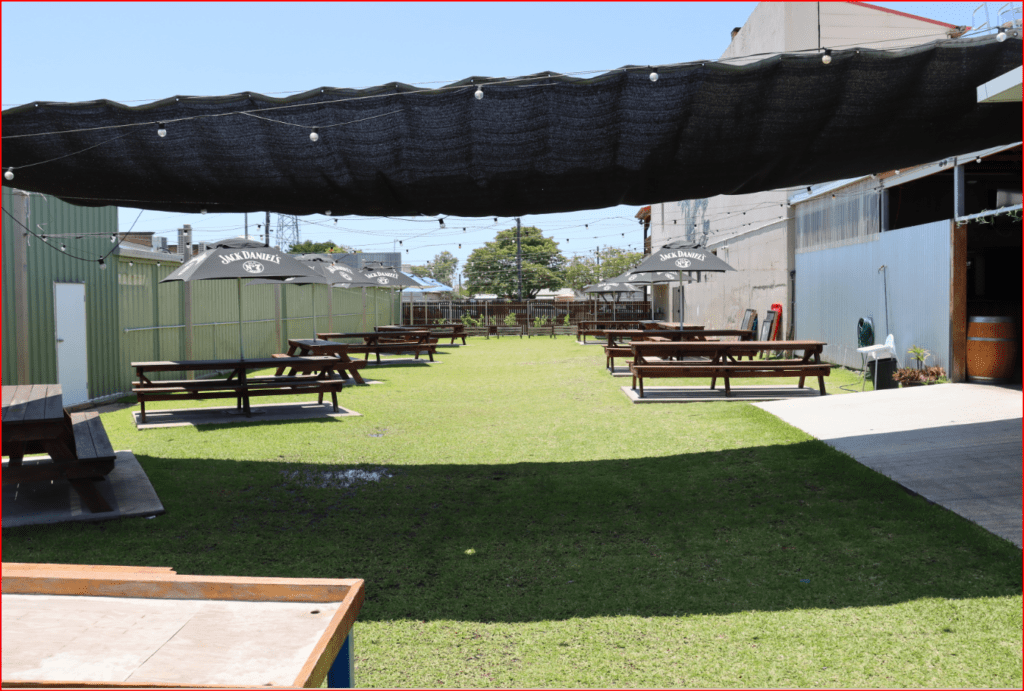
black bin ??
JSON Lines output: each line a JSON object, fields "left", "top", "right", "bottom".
{"left": 867, "top": 358, "right": 898, "bottom": 390}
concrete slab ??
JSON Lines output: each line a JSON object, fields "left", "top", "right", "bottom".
{"left": 621, "top": 384, "right": 823, "bottom": 403}
{"left": 755, "top": 383, "right": 1022, "bottom": 547}
{"left": 132, "top": 401, "right": 362, "bottom": 430}
{"left": 2, "top": 451, "right": 164, "bottom": 528}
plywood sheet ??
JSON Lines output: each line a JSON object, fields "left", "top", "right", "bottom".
{"left": 2, "top": 594, "right": 341, "bottom": 687}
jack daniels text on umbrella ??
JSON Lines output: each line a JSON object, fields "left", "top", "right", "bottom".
{"left": 628, "top": 242, "right": 734, "bottom": 325}
{"left": 160, "top": 244, "right": 321, "bottom": 358}
{"left": 359, "top": 264, "right": 420, "bottom": 326}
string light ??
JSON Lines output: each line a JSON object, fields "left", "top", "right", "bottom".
{"left": 60, "top": 243, "right": 66, "bottom": 252}
{"left": 98, "top": 258, "right": 107, "bottom": 270}
{"left": 325, "top": 210, "right": 331, "bottom": 216}
{"left": 996, "top": 30, "right": 1007, "bottom": 42}
{"left": 822, "top": 49, "right": 832, "bottom": 64}
{"left": 4, "top": 168, "right": 13, "bottom": 181}
{"left": 157, "top": 123, "right": 167, "bottom": 138}
{"left": 129, "top": 260, "right": 134, "bottom": 267}
{"left": 309, "top": 127, "right": 320, "bottom": 142}
{"left": 110, "top": 233, "right": 116, "bottom": 243}
{"left": 649, "top": 68, "right": 659, "bottom": 82}
{"left": 200, "top": 209, "right": 207, "bottom": 215}
{"left": 438, "top": 218, "right": 445, "bottom": 228}
{"left": 475, "top": 86, "right": 484, "bottom": 100}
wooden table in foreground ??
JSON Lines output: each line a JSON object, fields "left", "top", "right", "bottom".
{"left": 1, "top": 563, "right": 365, "bottom": 688}
{"left": 2, "top": 385, "right": 116, "bottom": 513}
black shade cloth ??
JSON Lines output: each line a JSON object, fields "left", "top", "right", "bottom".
{"left": 2, "top": 36, "right": 1020, "bottom": 217}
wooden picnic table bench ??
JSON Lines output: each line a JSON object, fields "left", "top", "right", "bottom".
{"left": 2, "top": 384, "right": 116, "bottom": 513}
{"left": 377, "top": 324, "right": 467, "bottom": 345}
{"left": 131, "top": 357, "right": 348, "bottom": 423}
{"left": 317, "top": 332, "right": 439, "bottom": 363}
{"left": 603, "top": 328, "right": 752, "bottom": 370}
{"left": 629, "top": 340, "right": 832, "bottom": 397}
{"left": 274, "top": 339, "right": 368, "bottom": 384}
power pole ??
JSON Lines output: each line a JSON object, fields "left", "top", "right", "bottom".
{"left": 516, "top": 217, "right": 523, "bottom": 300}
{"left": 595, "top": 246, "right": 601, "bottom": 280}
{"left": 264, "top": 211, "right": 270, "bottom": 247}
{"left": 277, "top": 215, "right": 300, "bottom": 251}
{"left": 244, "top": 212, "right": 248, "bottom": 240}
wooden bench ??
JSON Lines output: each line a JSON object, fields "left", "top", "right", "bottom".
{"left": 345, "top": 342, "right": 439, "bottom": 362}
{"left": 605, "top": 346, "right": 635, "bottom": 370}
{"left": 462, "top": 326, "right": 490, "bottom": 338}
{"left": 552, "top": 324, "right": 576, "bottom": 337}
{"left": 493, "top": 325, "right": 523, "bottom": 338}
{"left": 3, "top": 410, "right": 117, "bottom": 513}
{"left": 630, "top": 361, "right": 833, "bottom": 398}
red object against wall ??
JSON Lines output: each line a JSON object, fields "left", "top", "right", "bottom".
{"left": 769, "top": 303, "right": 783, "bottom": 341}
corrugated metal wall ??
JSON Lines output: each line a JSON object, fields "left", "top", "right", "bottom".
{"left": 116, "top": 254, "right": 398, "bottom": 392}
{"left": 2, "top": 188, "right": 121, "bottom": 398}
{"left": 796, "top": 220, "right": 952, "bottom": 370}
{"left": 796, "top": 179, "right": 881, "bottom": 251}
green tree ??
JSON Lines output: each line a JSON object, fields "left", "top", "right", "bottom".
{"left": 562, "top": 247, "right": 643, "bottom": 291}
{"left": 407, "top": 251, "right": 458, "bottom": 288}
{"left": 464, "top": 226, "right": 565, "bottom": 299}
{"left": 287, "top": 240, "right": 353, "bottom": 255}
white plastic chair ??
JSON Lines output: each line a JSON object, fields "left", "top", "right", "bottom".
{"left": 857, "top": 334, "right": 897, "bottom": 390}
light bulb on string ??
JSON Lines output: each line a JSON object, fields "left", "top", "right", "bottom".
{"left": 822, "top": 49, "right": 832, "bottom": 64}
{"left": 475, "top": 86, "right": 484, "bottom": 100}
{"left": 200, "top": 209, "right": 207, "bottom": 215}
{"left": 4, "top": 168, "right": 13, "bottom": 181}
{"left": 60, "top": 243, "right": 66, "bottom": 252}
{"left": 98, "top": 258, "right": 107, "bottom": 270}
{"left": 129, "top": 261, "right": 134, "bottom": 267}
{"left": 157, "top": 123, "right": 167, "bottom": 138}
{"left": 649, "top": 68, "right": 659, "bottom": 82}
{"left": 325, "top": 210, "right": 331, "bottom": 216}
{"left": 997, "top": 30, "right": 1007, "bottom": 42}
{"left": 110, "top": 234, "right": 117, "bottom": 243}
{"left": 309, "top": 128, "right": 320, "bottom": 142}
{"left": 438, "top": 218, "right": 445, "bottom": 228}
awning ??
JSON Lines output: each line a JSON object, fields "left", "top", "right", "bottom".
{"left": 2, "top": 35, "right": 1020, "bottom": 217}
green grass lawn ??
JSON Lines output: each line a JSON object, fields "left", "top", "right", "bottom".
{"left": 5, "top": 337, "right": 1020, "bottom": 687}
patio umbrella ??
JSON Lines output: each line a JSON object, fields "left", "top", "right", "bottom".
{"left": 618, "top": 269, "right": 692, "bottom": 320}
{"left": 359, "top": 264, "right": 420, "bottom": 325}
{"left": 161, "top": 244, "right": 321, "bottom": 358}
{"left": 628, "top": 242, "right": 734, "bottom": 324}
{"left": 245, "top": 255, "right": 347, "bottom": 343}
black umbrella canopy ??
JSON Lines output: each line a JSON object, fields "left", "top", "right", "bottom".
{"left": 630, "top": 242, "right": 735, "bottom": 274}
{"left": 160, "top": 246, "right": 321, "bottom": 358}
{"left": 210, "top": 236, "right": 269, "bottom": 249}
{"left": 160, "top": 246, "right": 322, "bottom": 282}
{"left": 324, "top": 261, "right": 380, "bottom": 288}
{"left": 361, "top": 267, "right": 421, "bottom": 288}
{"left": 1, "top": 36, "right": 1019, "bottom": 216}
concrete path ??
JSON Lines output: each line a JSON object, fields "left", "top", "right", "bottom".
{"left": 755, "top": 383, "right": 1022, "bottom": 547}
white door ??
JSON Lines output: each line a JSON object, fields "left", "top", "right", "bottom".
{"left": 54, "top": 282, "right": 89, "bottom": 406}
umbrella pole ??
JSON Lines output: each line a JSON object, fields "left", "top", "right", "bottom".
{"left": 677, "top": 271, "right": 684, "bottom": 326}
{"left": 237, "top": 278, "right": 245, "bottom": 359}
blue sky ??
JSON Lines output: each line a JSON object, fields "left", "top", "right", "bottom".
{"left": 1, "top": 2, "right": 980, "bottom": 273}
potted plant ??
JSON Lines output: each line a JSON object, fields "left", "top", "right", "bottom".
{"left": 892, "top": 345, "right": 946, "bottom": 387}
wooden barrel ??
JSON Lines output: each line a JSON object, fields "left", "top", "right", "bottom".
{"left": 966, "top": 316, "right": 1017, "bottom": 382}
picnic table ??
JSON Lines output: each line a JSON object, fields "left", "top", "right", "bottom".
{"left": 276, "top": 339, "right": 368, "bottom": 384}
{"left": 377, "top": 323, "right": 467, "bottom": 345}
{"left": 317, "top": 331, "right": 439, "bottom": 363}
{"left": 603, "top": 327, "right": 752, "bottom": 370}
{"left": 132, "top": 357, "right": 348, "bottom": 423}
{"left": 629, "top": 340, "right": 832, "bottom": 397}
{"left": 2, "top": 563, "right": 365, "bottom": 688}
{"left": 2, "top": 384, "right": 116, "bottom": 513}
